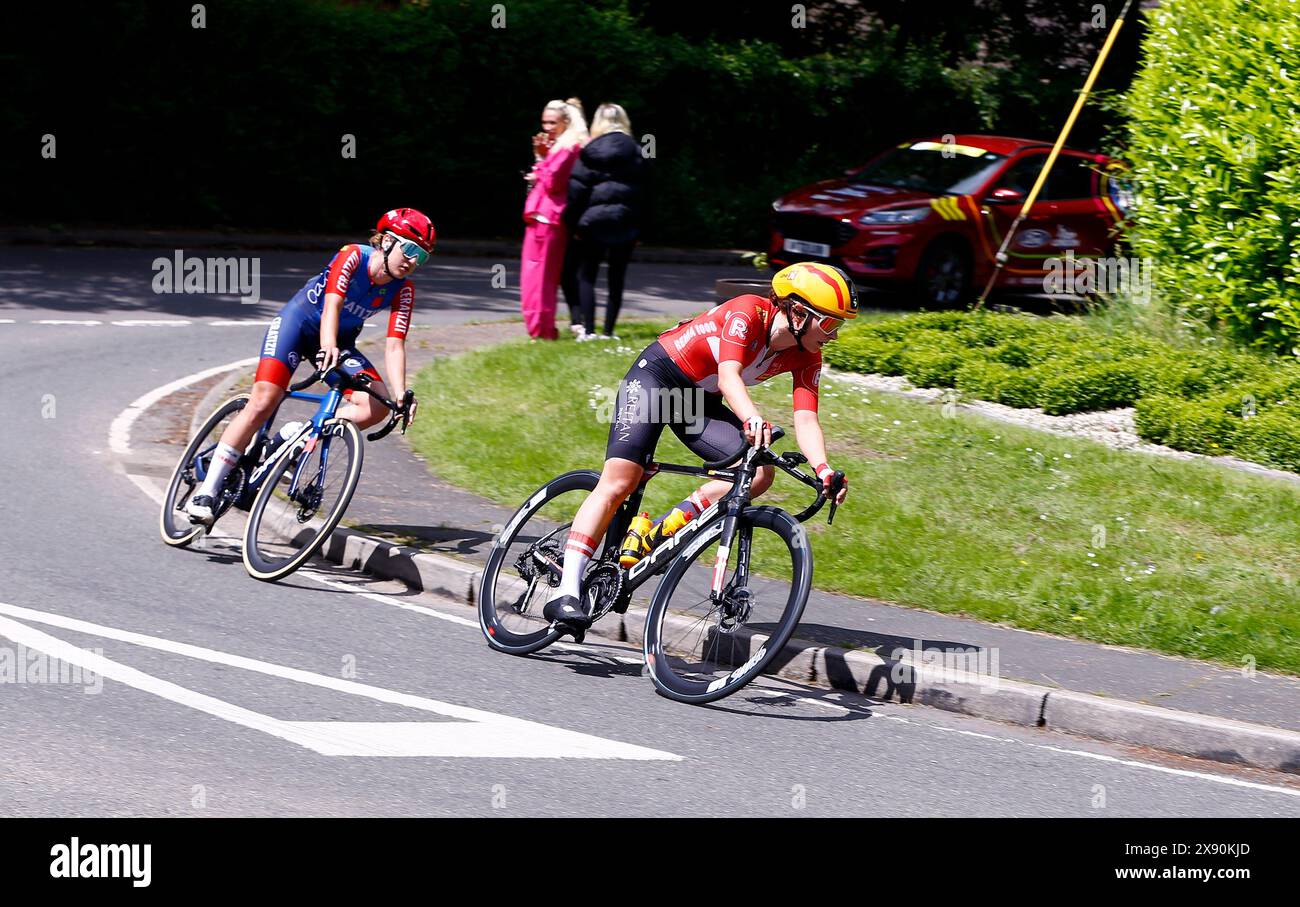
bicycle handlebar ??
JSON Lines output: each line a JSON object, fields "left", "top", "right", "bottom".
{"left": 702, "top": 423, "right": 845, "bottom": 525}
{"left": 288, "top": 365, "right": 414, "bottom": 441}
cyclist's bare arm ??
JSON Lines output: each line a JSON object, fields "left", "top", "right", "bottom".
{"left": 318, "top": 292, "right": 344, "bottom": 371}
{"left": 718, "top": 361, "right": 770, "bottom": 446}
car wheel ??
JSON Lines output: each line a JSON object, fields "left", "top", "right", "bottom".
{"left": 913, "top": 240, "right": 972, "bottom": 308}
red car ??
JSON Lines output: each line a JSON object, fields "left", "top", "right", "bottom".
{"left": 769, "top": 134, "right": 1130, "bottom": 305}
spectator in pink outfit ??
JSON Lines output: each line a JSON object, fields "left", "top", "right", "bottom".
{"left": 520, "top": 98, "right": 587, "bottom": 340}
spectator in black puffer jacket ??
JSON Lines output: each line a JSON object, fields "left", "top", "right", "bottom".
{"left": 564, "top": 103, "right": 648, "bottom": 340}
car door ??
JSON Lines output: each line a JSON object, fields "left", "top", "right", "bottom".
{"left": 981, "top": 152, "right": 1112, "bottom": 288}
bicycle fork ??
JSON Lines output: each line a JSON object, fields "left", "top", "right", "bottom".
{"left": 710, "top": 453, "right": 756, "bottom": 602}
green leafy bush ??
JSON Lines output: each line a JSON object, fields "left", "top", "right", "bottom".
{"left": 1037, "top": 358, "right": 1146, "bottom": 415}
{"left": 1122, "top": 0, "right": 1300, "bottom": 355}
{"left": 955, "top": 360, "right": 1041, "bottom": 409}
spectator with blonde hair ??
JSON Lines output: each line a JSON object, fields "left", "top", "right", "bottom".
{"left": 520, "top": 97, "right": 587, "bottom": 340}
{"left": 565, "top": 103, "right": 647, "bottom": 340}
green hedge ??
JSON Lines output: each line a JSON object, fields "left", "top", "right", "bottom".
{"left": 826, "top": 311, "right": 1300, "bottom": 470}
{"left": 1122, "top": 0, "right": 1300, "bottom": 355}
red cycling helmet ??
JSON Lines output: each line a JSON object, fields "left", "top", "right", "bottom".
{"left": 376, "top": 208, "right": 436, "bottom": 254}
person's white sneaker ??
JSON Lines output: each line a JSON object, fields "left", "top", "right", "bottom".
{"left": 569, "top": 324, "right": 584, "bottom": 337}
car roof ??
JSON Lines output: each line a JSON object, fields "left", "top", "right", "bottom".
{"left": 909, "top": 134, "right": 1087, "bottom": 156}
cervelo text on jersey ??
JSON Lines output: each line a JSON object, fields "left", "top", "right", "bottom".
{"left": 290, "top": 244, "right": 415, "bottom": 339}
{"left": 657, "top": 295, "right": 822, "bottom": 412}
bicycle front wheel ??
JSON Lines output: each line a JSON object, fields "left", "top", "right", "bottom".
{"left": 643, "top": 505, "right": 812, "bottom": 704}
{"left": 242, "top": 419, "right": 363, "bottom": 581}
{"left": 159, "top": 394, "right": 249, "bottom": 547}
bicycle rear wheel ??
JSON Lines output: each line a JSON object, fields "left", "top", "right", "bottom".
{"left": 242, "top": 419, "right": 363, "bottom": 581}
{"left": 479, "top": 470, "right": 602, "bottom": 655}
{"left": 643, "top": 505, "right": 812, "bottom": 704}
{"left": 159, "top": 394, "right": 249, "bottom": 547}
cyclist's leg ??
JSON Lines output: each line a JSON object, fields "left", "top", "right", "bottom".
{"left": 331, "top": 347, "right": 386, "bottom": 429}
{"left": 188, "top": 313, "right": 298, "bottom": 515}
{"left": 547, "top": 348, "right": 669, "bottom": 623}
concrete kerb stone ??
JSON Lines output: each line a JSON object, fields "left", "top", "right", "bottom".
{"left": 1042, "top": 689, "right": 1300, "bottom": 774}
{"left": 320, "top": 529, "right": 1300, "bottom": 772}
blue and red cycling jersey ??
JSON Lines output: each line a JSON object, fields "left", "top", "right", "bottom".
{"left": 255, "top": 244, "right": 415, "bottom": 387}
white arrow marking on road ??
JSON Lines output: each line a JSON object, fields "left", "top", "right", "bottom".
{"left": 34, "top": 319, "right": 102, "bottom": 325}
{"left": 0, "top": 602, "right": 680, "bottom": 760}
{"left": 108, "top": 356, "right": 258, "bottom": 455}
{"left": 111, "top": 319, "right": 191, "bottom": 327}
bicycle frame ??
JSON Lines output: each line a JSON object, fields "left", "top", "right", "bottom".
{"left": 598, "top": 441, "right": 816, "bottom": 607}
{"left": 242, "top": 385, "right": 344, "bottom": 501}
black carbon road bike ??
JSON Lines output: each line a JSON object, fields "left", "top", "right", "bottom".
{"left": 479, "top": 426, "right": 844, "bottom": 704}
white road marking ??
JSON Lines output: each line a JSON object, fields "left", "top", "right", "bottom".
{"left": 112, "top": 319, "right": 191, "bottom": 327}
{"left": 0, "top": 319, "right": 15, "bottom": 324}
{"left": 108, "top": 356, "right": 257, "bottom": 455}
{"left": 299, "top": 570, "right": 480, "bottom": 629}
{"left": 0, "top": 602, "right": 680, "bottom": 761}
{"left": 209, "top": 319, "right": 267, "bottom": 326}
{"left": 1028, "top": 741, "right": 1300, "bottom": 798}
{"left": 34, "top": 319, "right": 102, "bottom": 325}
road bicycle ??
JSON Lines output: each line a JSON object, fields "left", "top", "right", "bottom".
{"left": 159, "top": 358, "right": 413, "bottom": 581}
{"left": 479, "top": 427, "right": 843, "bottom": 704}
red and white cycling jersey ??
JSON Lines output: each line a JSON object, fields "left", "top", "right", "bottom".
{"left": 657, "top": 294, "right": 822, "bottom": 412}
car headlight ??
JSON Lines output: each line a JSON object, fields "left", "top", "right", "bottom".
{"left": 859, "top": 206, "right": 930, "bottom": 225}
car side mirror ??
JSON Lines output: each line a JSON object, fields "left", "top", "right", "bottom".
{"left": 985, "top": 187, "right": 1026, "bottom": 205}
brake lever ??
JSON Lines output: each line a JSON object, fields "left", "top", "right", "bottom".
{"left": 827, "top": 471, "right": 845, "bottom": 526}
{"left": 399, "top": 389, "right": 415, "bottom": 434}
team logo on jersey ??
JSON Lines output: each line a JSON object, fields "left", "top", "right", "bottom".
{"left": 811, "top": 367, "right": 821, "bottom": 388}
{"left": 727, "top": 316, "right": 749, "bottom": 340}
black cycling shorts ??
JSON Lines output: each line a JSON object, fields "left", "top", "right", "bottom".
{"left": 604, "top": 342, "right": 746, "bottom": 469}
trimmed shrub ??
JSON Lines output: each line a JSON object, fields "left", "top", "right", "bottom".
{"left": 955, "top": 360, "right": 1041, "bottom": 409}
{"left": 897, "top": 344, "right": 968, "bottom": 388}
{"left": 1134, "top": 394, "right": 1246, "bottom": 455}
{"left": 1037, "top": 358, "right": 1146, "bottom": 415}
{"left": 1236, "top": 410, "right": 1300, "bottom": 472}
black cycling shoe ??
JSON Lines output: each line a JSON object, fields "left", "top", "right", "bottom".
{"left": 544, "top": 594, "right": 591, "bottom": 641}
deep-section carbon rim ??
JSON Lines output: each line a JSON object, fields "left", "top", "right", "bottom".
{"left": 643, "top": 506, "right": 811, "bottom": 704}
{"left": 160, "top": 395, "right": 248, "bottom": 547}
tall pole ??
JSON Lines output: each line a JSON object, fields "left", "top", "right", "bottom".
{"left": 973, "top": 0, "right": 1137, "bottom": 311}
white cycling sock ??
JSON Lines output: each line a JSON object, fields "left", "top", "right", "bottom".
{"left": 197, "top": 442, "right": 241, "bottom": 499}
{"left": 557, "top": 530, "right": 597, "bottom": 600}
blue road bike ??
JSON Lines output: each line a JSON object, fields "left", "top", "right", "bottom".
{"left": 159, "top": 356, "right": 413, "bottom": 581}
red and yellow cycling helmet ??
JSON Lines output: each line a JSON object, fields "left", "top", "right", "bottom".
{"left": 770, "top": 262, "right": 860, "bottom": 323}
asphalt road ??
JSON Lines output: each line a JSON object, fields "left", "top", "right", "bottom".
{"left": 2, "top": 246, "right": 1299, "bottom": 817}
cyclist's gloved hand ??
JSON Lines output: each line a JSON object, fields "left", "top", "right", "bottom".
{"left": 403, "top": 391, "right": 418, "bottom": 427}
{"left": 743, "top": 414, "right": 772, "bottom": 448}
{"left": 315, "top": 346, "right": 341, "bottom": 374}
{"left": 815, "top": 463, "right": 848, "bottom": 506}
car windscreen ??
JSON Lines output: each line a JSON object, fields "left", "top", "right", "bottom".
{"left": 849, "top": 145, "right": 1008, "bottom": 195}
